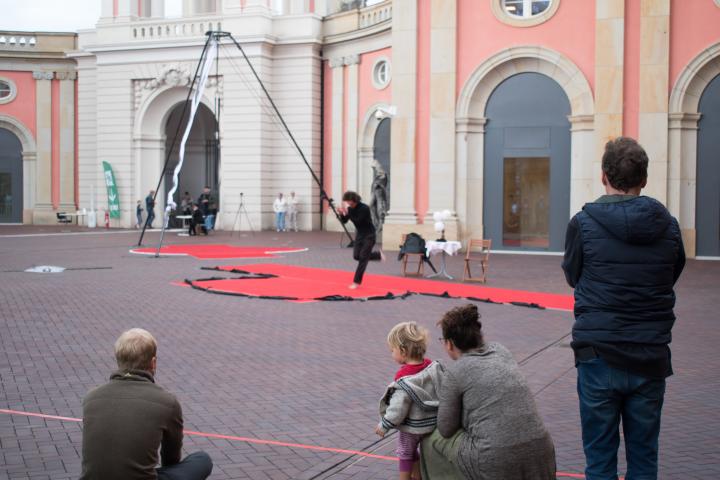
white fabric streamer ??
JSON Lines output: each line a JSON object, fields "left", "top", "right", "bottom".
{"left": 165, "top": 38, "right": 218, "bottom": 213}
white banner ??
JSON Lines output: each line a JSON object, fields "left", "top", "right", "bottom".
{"left": 166, "top": 37, "right": 218, "bottom": 212}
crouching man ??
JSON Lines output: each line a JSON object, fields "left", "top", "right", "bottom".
{"left": 80, "top": 328, "right": 213, "bottom": 480}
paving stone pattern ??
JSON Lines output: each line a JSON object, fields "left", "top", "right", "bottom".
{"left": 0, "top": 226, "right": 718, "bottom": 479}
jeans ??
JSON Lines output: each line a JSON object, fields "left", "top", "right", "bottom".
{"left": 276, "top": 211, "right": 286, "bottom": 231}
{"left": 147, "top": 209, "right": 155, "bottom": 227}
{"left": 157, "top": 451, "right": 213, "bottom": 480}
{"left": 577, "top": 357, "right": 665, "bottom": 480}
{"left": 204, "top": 214, "right": 214, "bottom": 232}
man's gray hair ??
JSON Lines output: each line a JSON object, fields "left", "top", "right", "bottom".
{"left": 114, "top": 328, "right": 157, "bottom": 372}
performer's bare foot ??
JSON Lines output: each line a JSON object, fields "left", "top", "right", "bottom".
{"left": 379, "top": 250, "right": 386, "bottom": 262}
{"left": 348, "top": 283, "right": 359, "bottom": 289}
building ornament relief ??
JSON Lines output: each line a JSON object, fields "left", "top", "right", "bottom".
{"left": 32, "top": 71, "right": 54, "bottom": 80}
{"left": 132, "top": 63, "right": 223, "bottom": 110}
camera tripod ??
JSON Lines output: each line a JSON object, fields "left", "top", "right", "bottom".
{"left": 231, "top": 192, "right": 255, "bottom": 237}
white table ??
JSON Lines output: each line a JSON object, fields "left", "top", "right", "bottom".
{"left": 425, "top": 240, "right": 462, "bottom": 279}
{"left": 61, "top": 212, "right": 87, "bottom": 225}
{"left": 175, "top": 215, "right": 192, "bottom": 228}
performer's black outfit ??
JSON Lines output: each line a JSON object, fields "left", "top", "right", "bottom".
{"left": 189, "top": 209, "right": 207, "bottom": 236}
{"left": 340, "top": 202, "right": 382, "bottom": 284}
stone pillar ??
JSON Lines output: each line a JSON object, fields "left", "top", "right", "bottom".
{"left": 22, "top": 151, "right": 37, "bottom": 224}
{"left": 345, "top": 54, "right": 360, "bottom": 192}
{"left": 385, "top": 0, "right": 418, "bottom": 229}
{"left": 33, "top": 71, "right": 54, "bottom": 223}
{"left": 100, "top": 0, "right": 115, "bottom": 18}
{"left": 594, "top": 0, "right": 625, "bottom": 198}
{"left": 328, "top": 57, "right": 345, "bottom": 229}
{"left": 244, "top": 0, "right": 271, "bottom": 13}
{"left": 425, "top": 0, "right": 457, "bottom": 227}
{"left": 456, "top": 117, "right": 486, "bottom": 242}
{"left": 57, "top": 72, "right": 76, "bottom": 211}
{"left": 289, "top": 0, "right": 308, "bottom": 14}
{"left": 667, "top": 112, "right": 701, "bottom": 257}
{"left": 150, "top": 0, "right": 165, "bottom": 17}
{"left": 638, "top": 0, "right": 670, "bottom": 203}
{"left": 569, "top": 115, "right": 596, "bottom": 215}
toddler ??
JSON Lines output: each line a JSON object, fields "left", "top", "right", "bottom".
{"left": 376, "top": 322, "right": 443, "bottom": 480}
{"left": 135, "top": 200, "right": 143, "bottom": 229}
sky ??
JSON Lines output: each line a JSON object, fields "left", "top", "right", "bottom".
{"left": 0, "top": 0, "right": 183, "bottom": 33}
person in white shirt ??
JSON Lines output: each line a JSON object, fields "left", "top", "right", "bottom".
{"left": 273, "top": 192, "right": 287, "bottom": 232}
{"left": 287, "top": 191, "right": 299, "bottom": 232}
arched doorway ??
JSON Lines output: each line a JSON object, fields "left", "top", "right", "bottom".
{"left": 163, "top": 102, "right": 219, "bottom": 213}
{"left": 0, "top": 128, "right": 23, "bottom": 223}
{"left": 696, "top": 73, "right": 720, "bottom": 257}
{"left": 483, "top": 72, "right": 571, "bottom": 251}
{"left": 373, "top": 117, "right": 391, "bottom": 208}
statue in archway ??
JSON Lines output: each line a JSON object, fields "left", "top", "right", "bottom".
{"left": 369, "top": 158, "right": 388, "bottom": 233}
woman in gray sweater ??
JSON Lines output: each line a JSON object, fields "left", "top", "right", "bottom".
{"left": 420, "top": 304, "right": 556, "bottom": 480}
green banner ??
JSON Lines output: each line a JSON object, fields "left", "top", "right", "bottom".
{"left": 102, "top": 161, "right": 121, "bottom": 219}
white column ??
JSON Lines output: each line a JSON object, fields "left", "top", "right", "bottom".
{"left": 100, "top": 0, "right": 115, "bottom": 18}
{"left": 57, "top": 72, "right": 76, "bottom": 211}
{"left": 329, "top": 57, "right": 345, "bottom": 218}
{"left": 667, "top": 112, "right": 700, "bottom": 257}
{"left": 638, "top": 0, "right": 670, "bottom": 203}
{"left": 569, "top": 115, "right": 596, "bottom": 216}
{"left": 385, "top": 0, "right": 417, "bottom": 224}
{"left": 289, "top": 0, "right": 307, "bottom": 14}
{"left": 22, "top": 152, "right": 37, "bottom": 224}
{"left": 33, "top": 71, "right": 53, "bottom": 215}
{"left": 425, "top": 0, "right": 457, "bottom": 230}
{"left": 457, "top": 118, "right": 486, "bottom": 242}
{"left": 150, "top": 0, "right": 165, "bottom": 17}
{"left": 345, "top": 54, "right": 359, "bottom": 192}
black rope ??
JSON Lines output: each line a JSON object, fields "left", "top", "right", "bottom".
{"left": 224, "top": 33, "right": 354, "bottom": 246}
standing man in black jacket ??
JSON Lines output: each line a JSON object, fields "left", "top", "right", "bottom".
{"left": 80, "top": 328, "right": 213, "bottom": 480}
{"left": 338, "top": 191, "right": 385, "bottom": 289}
{"left": 562, "top": 137, "right": 685, "bottom": 480}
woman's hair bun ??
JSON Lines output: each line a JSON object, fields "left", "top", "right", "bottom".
{"left": 458, "top": 304, "right": 480, "bottom": 326}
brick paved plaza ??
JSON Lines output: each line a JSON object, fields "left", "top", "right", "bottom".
{"left": 1, "top": 226, "right": 718, "bottom": 479}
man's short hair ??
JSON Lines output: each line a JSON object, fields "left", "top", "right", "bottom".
{"left": 114, "top": 328, "right": 157, "bottom": 372}
{"left": 602, "top": 137, "right": 649, "bottom": 192}
{"left": 342, "top": 191, "right": 361, "bottom": 203}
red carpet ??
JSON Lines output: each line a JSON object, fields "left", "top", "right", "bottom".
{"left": 130, "top": 244, "right": 307, "bottom": 259}
{"left": 185, "top": 264, "right": 574, "bottom": 311}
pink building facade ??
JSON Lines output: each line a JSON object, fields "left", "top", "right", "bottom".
{"left": 0, "top": 32, "right": 78, "bottom": 225}
{"left": 1, "top": 0, "right": 720, "bottom": 258}
{"left": 323, "top": 0, "right": 720, "bottom": 258}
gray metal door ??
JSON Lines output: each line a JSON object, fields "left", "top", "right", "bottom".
{"left": 373, "top": 118, "right": 391, "bottom": 208}
{"left": 483, "top": 72, "right": 571, "bottom": 251}
{"left": 697, "top": 73, "right": 720, "bottom": 257}
{"left": 0, "top": 128, "right": 23, "bottom": 223}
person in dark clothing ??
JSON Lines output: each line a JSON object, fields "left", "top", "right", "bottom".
{"left": 145, "top": 190, "right": 156, "bottom": 228}
{"left": 198, "top": 186, "right": 212, "bottom": 216}
{"left": 189, "top": 204, "right": 206, "bottom": 236}
{"left": 562, "top": 137, "right": 685, "bottom": 480}
{"left": 80, "top": 328, "right": 212, "bottom": 480}
{"left": 338, "top": 191, "right": 385, "bottom": 289}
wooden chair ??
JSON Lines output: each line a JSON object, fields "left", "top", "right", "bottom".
{"left": 463, "top": 239, "right": 491, "bottom": 283}
{"left": 400, "top": 234, "right": 425, "bottom": 276}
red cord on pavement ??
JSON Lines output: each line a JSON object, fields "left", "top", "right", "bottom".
{"left": 0, "top": 408, "right": 600, "bottom": 478}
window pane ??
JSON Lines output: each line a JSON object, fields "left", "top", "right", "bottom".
{"left": 502, "top": 157, "right": 550, "bottom": 248}
{"left": 503, "top": 0, "right": 524, "bottom": 17}
{"left": 531, "top": 0, "right": 551, "bottom": 15}
{"left": 0, "top": 81, "right": 10, "bottom": 98}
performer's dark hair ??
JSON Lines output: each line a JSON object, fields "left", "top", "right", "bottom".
{"left": 437, "top": 304, "right": 484, "bottom": 351}
{"left": 342, "top": 191, "right": 361, "bottom": 203}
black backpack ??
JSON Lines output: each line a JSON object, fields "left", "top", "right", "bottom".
{"left": 398, "top": 233, "right": 437, "bottom": 273}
